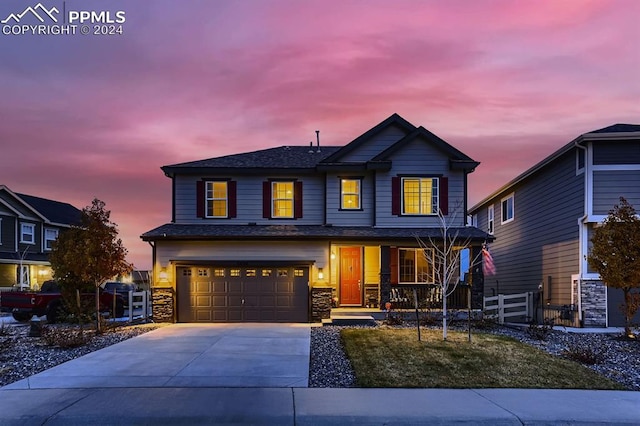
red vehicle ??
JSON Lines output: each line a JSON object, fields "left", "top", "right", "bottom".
{"left": 0, "top": 280, "right": 125, "bottom": 323}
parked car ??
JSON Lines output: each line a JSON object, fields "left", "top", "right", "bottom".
{"left": 102, "top": 281, "right": 137, "bottom": 296}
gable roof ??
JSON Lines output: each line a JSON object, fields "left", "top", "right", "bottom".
{"left": 319, "top": 113, "right": 417, "bottom": 163}
{"left": 469, "top": 123, "right": 640, "bottom": 212}
{"left": 372, "top": 126, "right": 480, "bottom": 171}
{"left": 15, "top": 193, "right": 82, "bottom": 225}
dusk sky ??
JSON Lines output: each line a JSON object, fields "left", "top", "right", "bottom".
{"left": 1, "top": 0, "right": 639, "bottom": 270}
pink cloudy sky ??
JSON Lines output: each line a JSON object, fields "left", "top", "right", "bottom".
{"left": 1, "top": 0, "right": 639, "bottom": 269}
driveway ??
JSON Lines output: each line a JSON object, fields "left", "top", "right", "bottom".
{"left": 5, "top": 323, "right": 311, "bottom": 389}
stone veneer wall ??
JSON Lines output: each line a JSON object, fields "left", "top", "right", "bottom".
{"left": 152, "top": 287, "right": 175, "bottom": 322}
{"left": 581, "top": 279, "right": 607, "bottom": 327}
{"left": 311, "top": 287, "right": 332, "bottom": 322}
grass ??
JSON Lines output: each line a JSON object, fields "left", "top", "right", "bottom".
{"left": 341, "top": 328, "right": 625, "bottom": 389}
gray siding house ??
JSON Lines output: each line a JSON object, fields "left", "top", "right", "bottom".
{"left": 0, "top": 185, "right": 81, "bottom": 290}
{"left": 142, "top": 114, "right": 491, "bottom": 323}
{"left": 470, "top": 124, "right": 640, "bottom": 327}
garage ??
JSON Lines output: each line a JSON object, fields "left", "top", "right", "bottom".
{"left": 176, "top": 265, "right": 309, "bottom": 322}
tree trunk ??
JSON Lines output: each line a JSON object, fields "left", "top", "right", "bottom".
{"left": 95, "top": 285, "right": 101, "bottom": 333}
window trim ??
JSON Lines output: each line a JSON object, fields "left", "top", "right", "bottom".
{"left": 501, "top": 193, "right": 515, "bottom": 224}
{"left": 205, "top": 180, "right": 228, "bottom": 218}
{"left": 398, "top": 248, "right": 435, "bottom": 284}
{"left": 44, "top": 228, "right": 58, "bottom": 251}
{"left": 401, "top": 177, "right": 439, "bottom": 216}
{"left": 339, "top": 177, "right": 362, "bottom": 210}
{"left": 20, "top": 223, "right": 35, "bottom": 245}
{"left": 271, "top": 180, "right": 295, "bottom": 219}
{"left": 487, "top": 205, "right": 495, "bottom": 234}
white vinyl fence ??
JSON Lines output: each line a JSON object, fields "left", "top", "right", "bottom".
{"left": 483, "top": 292, "right": 531, "bottom": 324}
{"left": 124, "top": 291, "right": 152, "bottom": 321}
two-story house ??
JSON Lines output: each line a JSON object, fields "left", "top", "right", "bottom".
{"left": 470, "top": 124, "right": 640, "bottom": 328}
{"left": 0, "top": 185, "right": 81, "bottom": 290}
{"left": 141, "top": 114, "right": 491, "bottom": 323}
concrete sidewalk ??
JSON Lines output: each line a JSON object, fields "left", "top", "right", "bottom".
{"left": 1, "top": 387, "right": 639, "bottom": 425}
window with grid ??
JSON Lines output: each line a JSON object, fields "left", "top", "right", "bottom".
{"left": 206, "top": 181, "right": 228, "bottom": 218}
{"left": 44, "top": 228, "right": 58, "bottom": 250}
{"left": 340, "top": 179, "right": 361, "bottom": 209}
{"left": 20, "top": 223, "right": 35, "bottom": 244}
{"left": 398, "top": 248, "right": 434, "bottom": 283}
{"left": 272, "top": 181, "right": 294, "bottom": 218}
{"left": 402, "top": 177, "right": 439, "bottom": 215}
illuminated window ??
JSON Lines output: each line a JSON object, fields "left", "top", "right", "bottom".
{"left": 340, "top": 179, "right": 361, "bottom": 209}
{"left": 230, "top": 269, "right": 241, "bottom": 277}
{"left": 206, "top": 181, "right": 228, "bottom": 218}
{"left": 44, "top": 228, "right": 58, "bottom": 250}
{"left": 399, "top": 248, "right": 434, "bottom": 284}
{"left": 402, "top": 178, "right": 438, "bottom": 215}
{"left": 272, "top": 182, "right": 294, "bottom": 218}
{"left": 20, "top": 223, "right": 35, "bottom": 244}
{"left": 294, "top": 269, "right": 304, "bottom": 277}
{"left": 246, "top": 269, "right": 256, "bottom": 277}
{"left": 262, "top": 269, "right": 272, "bottom": 277}
{"left": 277, "top": 269, "right": 288, "bottom": 277}
{"left": 214, "top": 269, "right": 225, "bottom": 277}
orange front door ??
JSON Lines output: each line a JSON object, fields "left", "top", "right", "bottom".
{"left": 340, "top": 247, "right": 362, "bottom": 305}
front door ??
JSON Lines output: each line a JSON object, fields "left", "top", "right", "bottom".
{"left": 340, "top": 247, "right": 362, "bottom": 305}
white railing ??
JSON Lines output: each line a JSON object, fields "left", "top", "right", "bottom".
{"left": 483, "top": 292, "right": 531, "bottom": 324}
{"left": 124, "top": 291, "right": 152, "bottom": 321}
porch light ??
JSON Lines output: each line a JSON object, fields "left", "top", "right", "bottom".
{"left": 318, "top": 268, "right": 324, "bottom": 280}
{"left": 330, "top": 251, "right": 336, "bottom": 260}
{"left": 159, "top": 268, "right": 168, "bottom": 282}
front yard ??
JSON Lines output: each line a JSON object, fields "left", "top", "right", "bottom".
{"left": 340, "top": 328, "right": 625, "bottom": 389}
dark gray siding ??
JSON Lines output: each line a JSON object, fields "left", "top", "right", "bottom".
{"left": 0, "top": 215, "right": 16, "bottom": 252}
{"left": 593, "top": 170, "right": 640, "bottom": 214}
{"left": 476, "top": 149, "right": 584, "bottom": 303}
{"left": 339, "top": 125, "right": 407, "bottom": 162}
{"left": 593, "top": 140, "right": 640, "bottom": 165}
{"left": 325, "top": 172, "right": 375, "bottom": 226}
{"left": 174, "top": 174, "right": 325, "bottom": 225}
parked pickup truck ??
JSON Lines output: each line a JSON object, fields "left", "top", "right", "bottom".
{"left": 0, "top": 280, "right": 125, "bottom": 323}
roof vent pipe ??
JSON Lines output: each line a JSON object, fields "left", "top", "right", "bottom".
{"left": 316, "top": 130, "right": 320, "bottom": 153}
{"left": 309, "top": 142, "right": 314, "bottom": 153}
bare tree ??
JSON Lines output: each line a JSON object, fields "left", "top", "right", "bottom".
{"left": 416, "top": 204, "right": 482, "bottom": 340}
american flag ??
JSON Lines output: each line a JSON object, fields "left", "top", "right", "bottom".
{"left": 482, "top": 245, "right": 496, "bottom": 276}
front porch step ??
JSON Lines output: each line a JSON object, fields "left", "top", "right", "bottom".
{"left": 322, "top": 315, "right": 377, "bottom": 326}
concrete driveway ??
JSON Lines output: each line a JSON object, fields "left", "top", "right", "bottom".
{"left": 5, "top": 323, "right": 311, "bottom": 390}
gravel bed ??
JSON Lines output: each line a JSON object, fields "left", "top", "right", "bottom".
{"left": 309, "top": 322, "right": 640, "bottom": 390}
{"left": 0, "top": 322, "right": 166, "bottom": 387}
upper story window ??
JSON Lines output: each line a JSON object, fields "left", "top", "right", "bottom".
{"left": 206, "top": 181, "right": 228, "bottom": 218}
{"left": 263, "top": 180, "right": 303, "bottom": 219}
{"left": 44, "top": 228, "right": 58, "bottom": 250}
{"left": 196, "top": 180, "right": 237, "bottom": 219}
{"left": 501, "top": 194, "right": 514, "bottom": 224}
{"left": 402, "top": 177, "right": 439, "bottom": 215}
{"left": 20, "top": 223, "right": 35, "bottom": 244}
{"left": 399, "top": 248, "right": 434, "bottom": 284}
{"left": 487, "top": 205, "right": 494, "bottom": 234}
{"left": 340, "top": 178, "right": 361, "bottom": 210}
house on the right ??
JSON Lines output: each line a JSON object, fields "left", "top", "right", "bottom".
{"left": 470, "top": 124, "right": 640, "bottom": 327}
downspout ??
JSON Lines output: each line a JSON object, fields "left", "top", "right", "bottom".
{"left": 575, "top": 141, "right": 588, "bottom": 323}
{"left": 147, "top": 241, "right": 156, "bottom": 287}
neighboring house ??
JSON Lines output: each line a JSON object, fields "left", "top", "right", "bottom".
{"left": 141, "top": 114, "right": 491, "bottom": 323}
{"left": 470, "top": 124, "right": 640, "bottom": 328}
{"left": 0, "top": 185, "right": 81, "bottom": 290}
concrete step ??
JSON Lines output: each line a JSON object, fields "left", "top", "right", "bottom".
{"left": 323, "top": 315, "right": 377, "bottom": 326}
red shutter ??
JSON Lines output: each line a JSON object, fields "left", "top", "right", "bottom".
{"left": 390, "top": 247, "right": 399, "bottom": 285}
{"left": 391, "top": 177, "right": 401, "bottom": 216}
{"left": 263, "top": 181, "right": 271, "bottom": 218}
{"left": 439, "top": 177, "right": 448, "bottom": 216}
{"left": 294, "top": 181, "right": 303, "bottom": 218}
{"left": 196, "top": 180, "right": 205, "bottom": 218}
{"left": 228, "top": 181, "right": 237, "bottom": 218}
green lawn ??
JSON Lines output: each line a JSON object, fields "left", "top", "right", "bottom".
{"left": 341, "top": 328, "right": 624, "bottom": 389}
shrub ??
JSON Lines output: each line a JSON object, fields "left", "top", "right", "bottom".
{"left": 526, "top": 318, "right": 554, "bottom": 341}
{"left": 563, "top": 342, "right": 605, "bottom": 365}
{"left": 384, "top": 312, "right": 404, "bottom": 326}
{"left": 41, "top": 326, "right": 90, "bottom": 348}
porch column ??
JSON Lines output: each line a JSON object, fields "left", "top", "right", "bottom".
{"left": 380, "top": 245, "right": 391, "bottom": 307}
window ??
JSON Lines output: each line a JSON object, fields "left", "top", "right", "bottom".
{"left": 206, "top": 181, "right": 228, "bottom": 218}
{"left": 245, "top": 269, "right": 256, "bottom": 277}
{"left": 20, "top": 223, "right": 35, "bottom": 244}
{"left": 44, "top": 228, "right": 58, "bottom": 250}
{"left": 340, "top": 178, "right": 361, "bottom": 210}
{"left": 399, "top": 248, "right": 434, "bottom": 283}
{"left": 214, "top": 269, "right": 225, "bottom": 277}
{"left": 230, "top": 269, "right": 241, "bottom": 277}
{"left": 501, "top": 194, "right": 514, "bottom": 224}
{"left": 262, "top": 269, "right": 272, "bottom": 277}
{"left": 263, "top": 180, "right": 302, "bottom": 219}
{"left": 402, "top": 177, "right": 438, "bottom": 215}
{"left": 197, "top": 269, "right": 209, "bottom": 277}
{"left": 487, "top": 205, "right": 494, "bottom": 234}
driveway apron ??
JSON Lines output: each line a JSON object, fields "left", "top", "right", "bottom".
{"left": 5, "top": 323, "right": 311, "bottom": 390}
